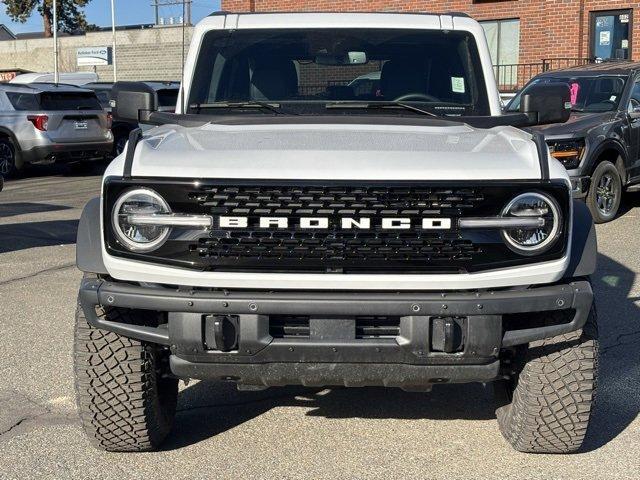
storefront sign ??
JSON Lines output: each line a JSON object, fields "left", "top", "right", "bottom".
{"left": 77, "top": 47, "right": 112, "bottom": 67}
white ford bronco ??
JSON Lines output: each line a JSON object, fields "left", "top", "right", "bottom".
{"left": 75, "top": 12, "right": 598, "bottom": 453}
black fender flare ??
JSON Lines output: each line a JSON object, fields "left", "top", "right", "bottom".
{"left": 564, "top": 199, "right": 597, "bottom": 278}
{"left": 587, "top": 138, "right": 627, "bottom": 182}
{"left": 76, "top": 197, "right": 108, "bottom": 275}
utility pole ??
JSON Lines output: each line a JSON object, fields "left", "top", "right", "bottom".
{"left": 53, "top": 0, "right": 59, "bottom": 84}
{"left": 111, "top": 0, "right": 118, "bottom": 81}
{"left": 152, "top": 0, "right": 192, "bottom": 26}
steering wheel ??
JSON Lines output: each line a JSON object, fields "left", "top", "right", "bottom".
{"left": 393, "top": 93, "right": 441, "bottom": 103}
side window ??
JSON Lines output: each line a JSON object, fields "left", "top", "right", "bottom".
{"left": 628, "top": 77, "right": 640, "bottom": 113}
{"left": 5, "top": 92, "right": 39, "bottom": 111}
{"left": 95, "top": 90, "right": 111, "bottom": 108}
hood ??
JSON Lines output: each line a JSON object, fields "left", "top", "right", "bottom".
{"left": 126, "top": 121, "right": 543, "bottom": 180}
{"left": 529, "top": 111, "right": 615, "bottom": 137}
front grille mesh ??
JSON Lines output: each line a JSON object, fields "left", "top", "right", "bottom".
{"left": 187, "top": 185, "right": 484, "bottom": 270}
{"left": 188, "top": 185, "right": 484, "bottom": 216}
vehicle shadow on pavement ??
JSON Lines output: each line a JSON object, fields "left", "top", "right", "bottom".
{"left": 9, "top": 163, "right": 108, "bottom": 180}
{"left": 0, "top": 202, "right": 72, "bottom": 219}
{"left": 618, "top": 191, "right": 640, "bottom": 217}
{"left": 164, "top": 381, "right": 495, "bottom": 451}
{"left": 582, "top": 253, "right": 640, "bottom": 451}
{"left": 164, "top": 252, "right": 639, "bottom": 452}
{"left": 0, "top": 219, "right": 78, "bottom": 253}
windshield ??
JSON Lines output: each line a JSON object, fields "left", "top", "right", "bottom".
{"left": 507, "top": 75, "right": 626, "bottom": 113}
{"left": 188, "top": 28, "right": 490, "bottom": 116}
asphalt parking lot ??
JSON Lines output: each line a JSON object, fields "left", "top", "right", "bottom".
{"left": 0, "top": 167, "right": 638, "bottom": 480}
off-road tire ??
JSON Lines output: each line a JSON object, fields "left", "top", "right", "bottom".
{"left": 495, "top": 307, "right": 598, "bottom": 453}
{"left": 74, "top": 305, "right": 178, "bottom": 452}
{"left": 586, "top": 160, "right": 622, "bottom": 224}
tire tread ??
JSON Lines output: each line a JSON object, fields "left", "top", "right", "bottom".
{"left": 496, "top": 307, "right": 599, "bottom": 453}
{"left": 73, "top": 305, "right": 177, "bottom": 452}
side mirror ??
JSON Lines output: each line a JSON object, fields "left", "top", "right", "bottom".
{"left": 520, "top": 83, "right": 571, "bottom": 126}
{"left": 111, "top": 81, "right": 157, "bottom": 124}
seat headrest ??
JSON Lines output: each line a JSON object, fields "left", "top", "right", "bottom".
{"left": 251, "top": 59, "right": 298, "bottom": 101}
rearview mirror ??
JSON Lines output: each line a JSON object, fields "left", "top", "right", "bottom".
{"left": 111, "top": 81, "right": 157, "bottom": 124}
{"left": 520, "top": 83, "right": 571, "bottom": 126}
{"left": 316, "top": 51, "right": 368, "bottom": 66}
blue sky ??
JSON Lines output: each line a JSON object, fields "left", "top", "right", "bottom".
{"left": 0, "top": 0, "right": 221, "bottom": 34}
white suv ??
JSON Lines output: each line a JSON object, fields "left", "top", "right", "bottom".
{"left": 74, "top": 12, "right": 597, "bottom": 454}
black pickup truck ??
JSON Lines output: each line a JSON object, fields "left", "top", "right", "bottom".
{"left": 507, "top": 61, "right": 640, "bottom": 222}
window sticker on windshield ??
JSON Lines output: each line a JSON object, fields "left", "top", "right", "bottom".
{"left": 610, "top": 95, "right": 618, "bottom": 102}
{"left": 451, "top": 77, "right": 465, "bottom": 93}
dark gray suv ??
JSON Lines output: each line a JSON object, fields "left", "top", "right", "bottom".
{"left": 0, "top": 83, "right": 113, "bottom": 177}
{"left": 507, "top": 61, "right": 640, "bottom": 223}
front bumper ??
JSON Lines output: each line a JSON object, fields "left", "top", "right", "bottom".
{"left": 79, "top": 277, "right": 593, "bottom": 388}
{"left": 20, "top": 141, "right": 113, "bottom": 164}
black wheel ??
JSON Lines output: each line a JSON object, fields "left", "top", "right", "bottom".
{"left": 74, "top": 304, "right": 178, "bottom": 452}
{"left": 0, "top": 137, "right": 18, "bottom": 178}
{"left": 495, "top": 307, "right": 598, "bottom": 453}
{"left": 586, "top": 160, "right": 622, "bottom": 223}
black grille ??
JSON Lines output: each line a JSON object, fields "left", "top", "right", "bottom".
{"left": 187, "top": 185, "right": 484, "bottom": 215}
{"left": 355, "top": 317, "right": 401, "bottom": 338}
{"left": 195, "top": 232, "right": 478, "bottom": 265}
{"left": 189, "top": 185, "right": 484, "bottom": 272}
{"left": 104, "top": 180, "right": 570, "bottom": 274}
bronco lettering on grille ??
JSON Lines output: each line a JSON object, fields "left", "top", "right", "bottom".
{"left": 217, "top": 217, "right": 452, "bottom": 230}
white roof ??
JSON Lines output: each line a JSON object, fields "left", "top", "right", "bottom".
{"left": 10, "top": 72, "right": 99, "bottom": 86}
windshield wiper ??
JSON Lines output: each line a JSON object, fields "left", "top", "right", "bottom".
{"left": 570, "top": 106, "right": 584, "bottom": 112}
{"left": 326, "top": 101, "right": 440, "bottom": 117}
{"left": 189, "top": 101, "right": 295, "bottom": 115}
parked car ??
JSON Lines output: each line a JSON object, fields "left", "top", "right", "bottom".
{"left": 85, "top": 81, "right": 180, "bottom": 155}
{"left": 10, "top": 72, "right": 99, "bottom": 86}
{"left": 0, "top": 83, "right": 113, "bottom": 176}
{"left": 506, "top": 61, "right": 640, "bottom": 222}
{"left": 75, "top": 12, "right": 598, "bottom": 454}
{"left": 348, "top": 71, "right": 381, "bottom": 98}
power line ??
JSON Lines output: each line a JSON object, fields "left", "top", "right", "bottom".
{"left": 151, "top": 0, "right": 192, "bottom": 26}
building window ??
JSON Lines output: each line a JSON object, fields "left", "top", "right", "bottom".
{"left": 480, "top": 19, "right": 520, "bottom": 87}
{"left": 591, "top": 10, "right": 632, "bottom": 60}
{"left": 480, "top": 19, "right": 520, "bottom": 66}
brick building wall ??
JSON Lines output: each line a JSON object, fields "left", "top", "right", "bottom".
{"left": 221, "top": 0, "right": 640, "bottom": 64}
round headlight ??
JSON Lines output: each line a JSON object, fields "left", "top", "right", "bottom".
{"left": 112, "top": 188, "right": 171, "bottom": 252}
{"left": 501, "top": 192, "right": 562, "bottom": 255}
